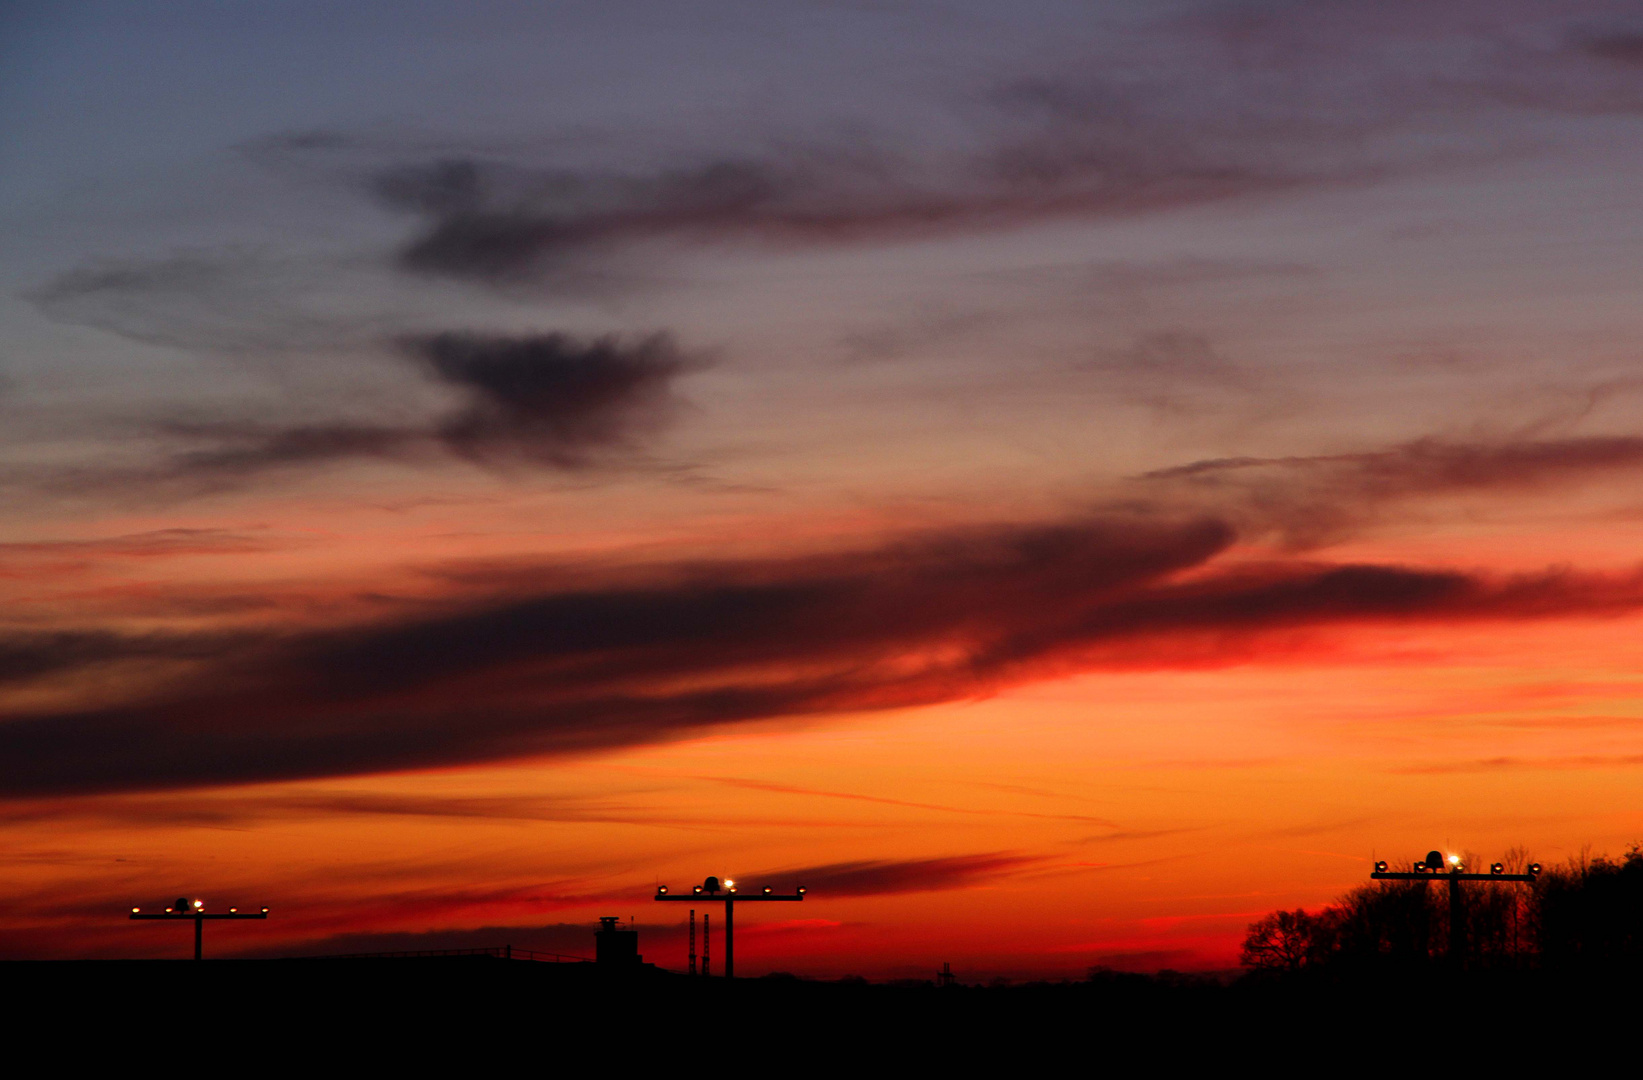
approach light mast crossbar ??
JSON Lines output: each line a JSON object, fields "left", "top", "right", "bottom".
{"left": 1370, "top": 850, "right": 1540, "bottom": 966}
{"left": 655, "top": 877, "right": 805, "bottom": 979}
{"left": 129, "top": 898, "right": 270, "bottom": 960}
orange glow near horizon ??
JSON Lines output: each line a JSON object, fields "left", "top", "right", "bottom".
{"left": 7, "top": 3, "right": 1643, "bottom": 977}
{"left": 6, "top": 567, "right": 1643, "bottom": 973}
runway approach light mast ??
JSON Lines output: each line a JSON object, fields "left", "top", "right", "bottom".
{"left": 655, "top": 876, "right": 805, "bottom": 978}
{"left": 1371, "top": 849, "right": 1539, "bottom": 965}
{"left": 129, "top": 897, "right": 270, "bottom": 960}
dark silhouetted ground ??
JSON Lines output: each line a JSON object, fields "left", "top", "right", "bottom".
{"left": 4, "top": 958, "right": 1630, "bottom": 1065}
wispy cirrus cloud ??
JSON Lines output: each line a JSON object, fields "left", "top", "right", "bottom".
{"left": 300, "top": 2, "right": 1643, "bottom": 283}
{"left": 1393, "top": 754, "right": 1643, "bottom": 774}
{"left": 370, "top": 137, "right": 1309, "bottom": 282}
{"left": 0, "top": 528, "right": 283, "bottom": 562}
{"left": 1144, "top": 435, "right": 1643, "bottom": 491}
{"left": 28, "top": 250, "right": 369, "bottom": 354}
{"left": 1142, "top": 436, "right": 1643, "bottom": 545}
{"left": 697, "top": 775, "right": 1116, "bottom": 826}
{"left": 736, "top": 853, "right": 1044, "bottom": 897}
{"left": 0, "top": 790, "right": 677, "bottom": 830}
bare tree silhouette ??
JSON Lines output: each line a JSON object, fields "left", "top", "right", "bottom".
{"left": 1240, "top": 909, "right": 1324, "bottom": 972}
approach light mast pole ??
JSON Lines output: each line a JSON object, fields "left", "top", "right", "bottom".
{"left": 1371, "top": 849, "right": 1539, "bottom": 966}
{"left": 655, "top": 877, "right": 805, "bottom": 979}
{"left": 129, "top": 897, "right": 269, "bottom": 960}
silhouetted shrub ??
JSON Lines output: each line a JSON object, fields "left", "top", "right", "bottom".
{"left": 1324, "top": 878, "right": 1446, "bottom": 970}
{"left": 1536, "top": 846, "right": 1643, "bottom": 970}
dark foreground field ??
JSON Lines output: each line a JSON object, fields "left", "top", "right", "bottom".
{"left": 5, "top": 959, "right": 1634, "bottom": 1062}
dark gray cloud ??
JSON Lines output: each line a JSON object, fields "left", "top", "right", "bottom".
{"left": 413, "top": 331, "right": 687, "bottom": 464}
{"left": 4, "top": 512, "right": 1643, "bottom": 797}
{"left": 327, "top": 4, "right": 1643, "bottom": 282}
{"left": 343, "top": 35, "right": 1360, "bottom": 280}
{"left": 368, "top": 140, "right": 1315, "bottom": 282}
{"left": 1197, "top": 2, "right": 1643, "bottom": 111}
{"left": 1146, "top": 436, "right": 1643, "bottom": 488}
{"left": 379, "top": 156, "right": 815, "bottom": 280}
{"left": 21, "top": 331, "right": 695, "bottom": 494}
{"left": 1142, "top": 436, "right": 1643, "bottom": 545}
{"left": 1576, "top": 31, "right": 1643, "bottom": 65}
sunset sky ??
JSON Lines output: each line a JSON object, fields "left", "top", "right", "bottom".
{"left": 3, "top": 0, "right": 1643, "bottom": 975}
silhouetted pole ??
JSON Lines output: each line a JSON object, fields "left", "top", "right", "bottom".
{"left": 703, "top": 913, "right": 710, "bottom": 976}
{"left": 1449, "top": 872, "right": 1463, "bottom": 960}
{"left": 689, "top": 909, "right": 697, "bottom": 975}
{"left": 1371, "top": 849, "right": 1539, "bottom": 967}
{"left": 130, "top": 897, "right": 269, "bottom": 960}
{"left": 655, "top": 876, "right": 805, "bottom": 978}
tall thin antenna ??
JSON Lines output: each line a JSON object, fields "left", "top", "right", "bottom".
{"left": 688, "top": 909, "right": 697, "bottom": 975}
{"left": 702, "top": 913, "right": 711, "bottom": 977}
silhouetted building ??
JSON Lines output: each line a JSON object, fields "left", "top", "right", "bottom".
{"left": 596, "top": 916, "right": 641, "bottom": 966}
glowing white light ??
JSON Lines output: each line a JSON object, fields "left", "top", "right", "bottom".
{"left": 724, "top": 879, "right": 735, "bottom": 888}
{"left": 1448, "top": 855, "right": 1460, "bottom": 865}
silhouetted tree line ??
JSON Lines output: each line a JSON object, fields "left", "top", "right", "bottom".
{"left": 1241, "top": 846, "right": 1643, "bottom": 976}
